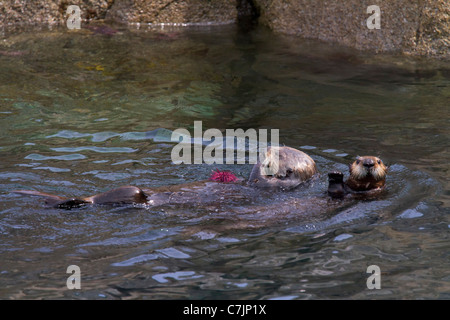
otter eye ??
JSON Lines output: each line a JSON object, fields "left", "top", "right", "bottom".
{"left": 377, "top": 160, "right": 381, "bottom": 164}
{"left": 356, "top": 160, "right": 361, "bottom": 165}
{"left": 286, "top": 168, "right": 293, "bottom": 175}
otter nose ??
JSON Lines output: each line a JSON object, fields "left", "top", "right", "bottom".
{"left": 363, "top": 158, "right": 375, "bottom": 168}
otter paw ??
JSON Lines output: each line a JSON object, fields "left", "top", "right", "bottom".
{"left": 328, "top": 171, "right": 344, "bottom": 182}
{"left": 327, "top": 171, "right": 345, "bottom": 198}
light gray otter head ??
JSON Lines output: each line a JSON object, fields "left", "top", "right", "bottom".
{"left": 248, "top": 146, "right": 318, "bottom": 189}
{"left": 346, "top": 156, "right": 387, "bottom": 191}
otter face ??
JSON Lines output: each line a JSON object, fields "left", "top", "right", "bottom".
{"left": 248, "top": 146, "right": 318, "bottom": 189}
{"left": 349, "top": 156, "right": 387, "bottom": 181}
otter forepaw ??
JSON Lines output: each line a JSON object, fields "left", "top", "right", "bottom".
{"left": 327, "top": 171, "right": 345, "bottom": 198}
{"left": 328, "top": 171, "right": 344, "bottom": 182}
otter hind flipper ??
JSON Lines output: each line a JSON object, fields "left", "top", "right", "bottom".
{"left": 55, "top": 198, "right": 90, "bottom": 209}
{"left": 85, "top": 186, "right": 148, "bottom": 205}
{"left": 14, "top": 186, "right": 148, "bottom": 208}
{"left": 12, "top": 190, "right": 89, "bottom": 209}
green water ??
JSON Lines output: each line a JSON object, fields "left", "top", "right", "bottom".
{"left": 0, "top": 24, "right": 449, "bottom": 299}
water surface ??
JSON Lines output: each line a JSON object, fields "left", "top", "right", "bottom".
{"left": 0, "top": 24, "right": 449, "bottom": 299}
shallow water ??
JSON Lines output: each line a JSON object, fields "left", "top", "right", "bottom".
{"left": 0, "top": 24, "right": 449, "bottom": 299}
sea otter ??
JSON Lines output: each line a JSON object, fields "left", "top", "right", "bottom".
{"left": 14, "top": 149, "right": 387, "bottom": 211}
{"left": 327, "top": 156, "right": 387, "bottom": 198}
{"left": 13, "top": 146, "right": 318, "bottom": 209}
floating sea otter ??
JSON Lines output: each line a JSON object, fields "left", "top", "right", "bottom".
{"left": 13, "top": 147, "right": 387, "bottom": 210}
{"left": 327, "top": 156, "right": 387, "bottom": 198}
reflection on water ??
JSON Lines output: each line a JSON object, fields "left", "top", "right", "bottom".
{"left": 0, "top": 24, "right": 449, "bottom": 299}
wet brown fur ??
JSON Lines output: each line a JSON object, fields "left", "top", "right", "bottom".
{"left": 248, "top": 146, "right": 318, "bottom": 189}
{"left": 345, "top": 156, "right": 387, "bottom": 191}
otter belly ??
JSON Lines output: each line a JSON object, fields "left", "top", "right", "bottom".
{"left": 141, "top": 181, "right": 258, "bottom": 207}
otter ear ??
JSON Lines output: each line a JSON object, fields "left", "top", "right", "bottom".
{"left": 377, "top": 156, "right": 388, "bottom": 169}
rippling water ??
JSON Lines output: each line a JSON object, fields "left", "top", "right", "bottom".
{"left": 0, "top": 24, "right": 449, "bottom": 299}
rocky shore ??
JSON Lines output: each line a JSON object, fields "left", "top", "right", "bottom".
{"left": 0, "top": 0, "right": 448, "bottom": 59}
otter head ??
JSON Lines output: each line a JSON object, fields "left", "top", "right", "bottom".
{"left": 248, "top": 146, "right": 318, "bottom": 189}
{"left": 347, "top": 156, "right": 387, "bottom": 191}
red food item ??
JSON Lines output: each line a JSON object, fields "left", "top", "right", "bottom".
{"left": 209, "top": 169, "right": 238, "bottom": 183}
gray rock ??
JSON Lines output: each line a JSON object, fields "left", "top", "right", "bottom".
{"left": 0, "top": 0, "right": 448, "bottom": 59}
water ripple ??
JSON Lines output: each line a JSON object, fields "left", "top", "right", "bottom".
{"left": 25, "top": 153, "right": 87, "bottom": 161}
{"left": 152, "top": 271, "right": 203, "bottom": 284}
{"left": 51, "top": 146, "right": 138, "bottom": 153}
{"left": 111, "top": 254, "right": 161, "bottom": 267}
